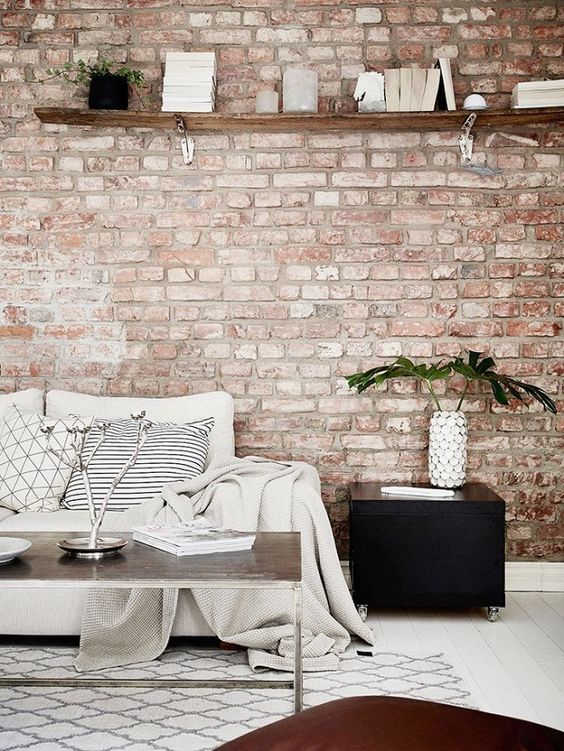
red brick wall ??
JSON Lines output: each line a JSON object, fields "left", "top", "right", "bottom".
{"left": 1, "top": 2, "right": 562, "bottom": 559}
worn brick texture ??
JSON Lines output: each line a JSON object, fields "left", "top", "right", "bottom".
{"left": 0, "top": 1, "right": 562, "bottom": 559}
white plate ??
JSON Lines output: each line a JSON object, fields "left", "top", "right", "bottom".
{"left": 0, "top": 537, "right": 32, "bottom": 565}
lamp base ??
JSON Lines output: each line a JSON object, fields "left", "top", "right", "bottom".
{"left": 57, "top": 537, "right": 128, "bottom": 559}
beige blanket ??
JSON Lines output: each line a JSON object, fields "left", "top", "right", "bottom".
{"left": 76, "top": 457, "right": 373, "bottom": 672}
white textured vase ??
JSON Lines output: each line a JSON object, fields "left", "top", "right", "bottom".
{"left": 428, "top": 411, "right": 467, "bottom": 489}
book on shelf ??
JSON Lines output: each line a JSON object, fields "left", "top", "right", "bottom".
{"left": 435, "top": 58, "right": 456, "bottom": 111}
{"left": 384, "top": 69, "right": 401, "bottom": 112}
{"left": 421, "top": 68, "right": 441, "bottom": 111}
{"left": 132, "top": 522, "right": 256, "bottom": 556}
{"left": 399, "top": 68, "right": 412, "bottom": 112}
{"left": 410, "top": 68, "right": 427, "bottom": 111}
{"left": 166, "top": 51, "right": 216, "bottom": 64}
{"left": 511, "top": 79, "right": 564, "bottom": 108}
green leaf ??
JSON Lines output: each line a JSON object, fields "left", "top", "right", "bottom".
{"left": 476, "top": 356, "right": 495, "bottom": 374}
{"left": 468, "top": 350, "right": 482, "bottom": 369}
{"left": 489, "top": 379, "right": 509, "bottom": 405}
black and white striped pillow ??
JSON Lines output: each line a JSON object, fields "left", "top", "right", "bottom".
{"left": 63, "top": 417, "right": 214, "bottom": 512}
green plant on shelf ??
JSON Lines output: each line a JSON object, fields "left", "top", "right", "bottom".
{"left": 346, "top": 350, "right": 557, "bottom": 414}
{"left": 44, "top": 58, "right": 144, "bottom": 88}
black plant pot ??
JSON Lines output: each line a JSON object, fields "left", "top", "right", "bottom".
{"left": 88, "top": 74, "right": 129, "bottom": 110}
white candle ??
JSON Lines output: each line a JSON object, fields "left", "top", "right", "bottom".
{"left": 283, "top": 68, "right": 318, "bottom": 113}
{"left": 255, "top": 90, "right": 279, "bottom": 113}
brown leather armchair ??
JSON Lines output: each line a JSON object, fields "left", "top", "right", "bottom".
{"left": 217, "top": 696, "right": 564, "bottom": 751}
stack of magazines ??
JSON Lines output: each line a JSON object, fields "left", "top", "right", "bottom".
{"left": 132, "top": 522, "right": 255, "bottom": 556}
{"left": 511, "top": 79, "right": 564, "bottom": 109}
{"left": 161, "top": 51, "right": 216, "bottom": 113}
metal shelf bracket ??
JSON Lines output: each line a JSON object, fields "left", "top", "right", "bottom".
{"left": 174, "top": 114, "right": 195, "bottom": 165}
{"left": 458, "top": 112, "right": 477, "bottom": 165}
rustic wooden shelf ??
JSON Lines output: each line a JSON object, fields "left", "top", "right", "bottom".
{"left": 34, "top": 107, "right": 564, "bottom": 133}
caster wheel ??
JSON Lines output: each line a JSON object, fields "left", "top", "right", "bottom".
{"left": 357, "top": 604, "right": 368, "bottom": 622}
{"left": 487, "top": 606, "right": 500, "bottom": 622}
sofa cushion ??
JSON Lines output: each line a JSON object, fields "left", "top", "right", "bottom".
{"left": 0, "top": 389, "right": 43, "bottom": 427}
{"left": 46, "top": 390, "right": 234, "bottom": 467}
{"left": 62, "top": 417, "right": 214, "bottom": 512}
{"left": 0, "top": 509, "right": 121, "bottom": 532}
{"left": 0, "top": 407, "right": 82, "bottom": 513}
{"left": 0, "top": 507, "right": 15, "bottom": 524}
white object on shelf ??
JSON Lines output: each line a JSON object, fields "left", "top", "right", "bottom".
{"left": 354, "top": 71, "right": 385, "bottom": 113}
{"left": 255, "top": 90, "right": 279, "bottom": 113}
{"left": 463, "top": 93, "right": 487, "bottom": 110}
{"left": 162, "top": 51, "right": 216, "bottom": 113}
{"left": 381, "top": 486, "right": 455, "bottom": 498}
{"left": 511, "top": 79, "right": 564, "bottom": 108}
{"left": 283, "top": 68, "right": 318, "bottom": 113}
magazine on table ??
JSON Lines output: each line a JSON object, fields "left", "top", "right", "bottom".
{"left": 132, "top": 520, "right": 255, "bottom": 556}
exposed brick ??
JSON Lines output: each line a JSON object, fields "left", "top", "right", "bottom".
{"left": 0, "top": 2, "right": 561, "bottom": 561}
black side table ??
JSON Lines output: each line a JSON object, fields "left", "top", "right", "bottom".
{"left": 349, "top": 482, "right": 506, "bottom": 621}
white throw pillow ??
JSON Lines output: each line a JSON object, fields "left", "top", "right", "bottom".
{"left": 0, "top": 407, "right": 80, "bottom": 513}
{"left": 63, "top": 417, "right": 214, "bottom": 512}
{"left": 46, "top": 390, "right": 234, "bottom": 467}
{"left": 0, "top": 389, "right": 44, "bottom": 428}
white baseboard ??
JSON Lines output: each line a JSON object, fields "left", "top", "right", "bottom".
{"left": 506, "top": 562, "right": 564, "bottom": 592}
{"left": 341, "top": 561, "right": 564, "bottom": 593}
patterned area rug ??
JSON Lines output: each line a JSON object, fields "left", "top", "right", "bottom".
{"left": 0, "top": 645, "right": 474, "bottom": 751}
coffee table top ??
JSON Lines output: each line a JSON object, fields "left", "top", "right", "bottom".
{"left": 0, "top": 532, "right": 301, "bottom": 589}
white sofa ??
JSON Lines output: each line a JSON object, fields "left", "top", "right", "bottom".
{"left": 0, "top": 388, "right": 235, "bottom": 636}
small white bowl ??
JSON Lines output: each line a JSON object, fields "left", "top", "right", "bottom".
{"left": 463, "top": 94, "right": 488, "bottom": 110}
{"left": 0, "top": 537, "right": 32, "bottom": 565}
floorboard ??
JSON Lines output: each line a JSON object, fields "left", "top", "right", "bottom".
{"left": 366, "top": 594, "right": 564, "bottom": 732}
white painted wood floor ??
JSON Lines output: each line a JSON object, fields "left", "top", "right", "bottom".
{"left": 365, "top": 592, "right": 564, "bottom": 732}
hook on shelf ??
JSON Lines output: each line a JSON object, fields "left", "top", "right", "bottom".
{"left": 458, "top": 112, "right": 477, "bottom": 165}
{"left": 174, "top": 114, "right": 195, "bottom": 166}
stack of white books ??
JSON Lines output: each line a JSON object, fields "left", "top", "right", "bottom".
{"left": 511, "top": 79, "right": 564, "bottom": 109}
{"left": 162, "top": 51, "right": 216, "bottom": 113}
{"left": 132, "top": 521, "right": 255, "bottom": 556}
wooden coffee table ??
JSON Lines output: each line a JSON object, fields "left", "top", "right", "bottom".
{"left": 0, "top": 531, "right": 303, "bottom": 713}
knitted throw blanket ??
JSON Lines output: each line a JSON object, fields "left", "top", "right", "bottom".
{"left": 75, "top": 457, "right": 373, "bottom": 673}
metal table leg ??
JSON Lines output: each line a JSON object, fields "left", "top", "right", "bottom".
{"left": 293, "top": 584, "right": 303, "bottom": 713}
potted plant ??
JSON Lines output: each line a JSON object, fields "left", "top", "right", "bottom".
{"left": 346, "top": 351, "right": 557, "bottom": 489}
{"left": 45, "top": 58, "right": 144, "bottom": 110}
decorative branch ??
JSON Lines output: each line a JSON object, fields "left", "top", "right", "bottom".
{"left": 87, "top": 412, "right": 150, "bottom": 546}
{"left": 42, "top": 412, "right": 152, "bottom": 547}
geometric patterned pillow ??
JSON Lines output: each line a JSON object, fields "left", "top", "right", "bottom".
{"left": 0, "top": 406, "right": 82, "bottom": 513}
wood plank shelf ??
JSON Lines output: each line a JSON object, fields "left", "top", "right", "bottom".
{"left": 34, "top": 107, "right": 564, "bottom": 133}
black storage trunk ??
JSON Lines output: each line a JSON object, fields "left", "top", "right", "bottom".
{"left": 349, "top": 482, "right": 506, "bottom": 611}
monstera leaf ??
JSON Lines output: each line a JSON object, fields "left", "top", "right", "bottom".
{"left": 347, "top": 351, "right": 557, "bottom": 414}
{"left": 450, "top": 351, "right": 557, "bottom": 414}
{"left": 346, "top": 357, "right": 452, "bottom": 410}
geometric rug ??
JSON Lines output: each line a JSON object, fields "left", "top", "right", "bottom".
{"left": 0, "top": 645, "right": 475, "bottom": 751}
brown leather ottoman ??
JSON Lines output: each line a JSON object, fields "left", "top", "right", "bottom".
{"left": 217, "top": 696, "right": 564, "bottom": 751}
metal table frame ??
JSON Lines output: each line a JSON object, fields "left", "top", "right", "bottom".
{"left": 0, "top": 533, "right": 303, "bottom": 714}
